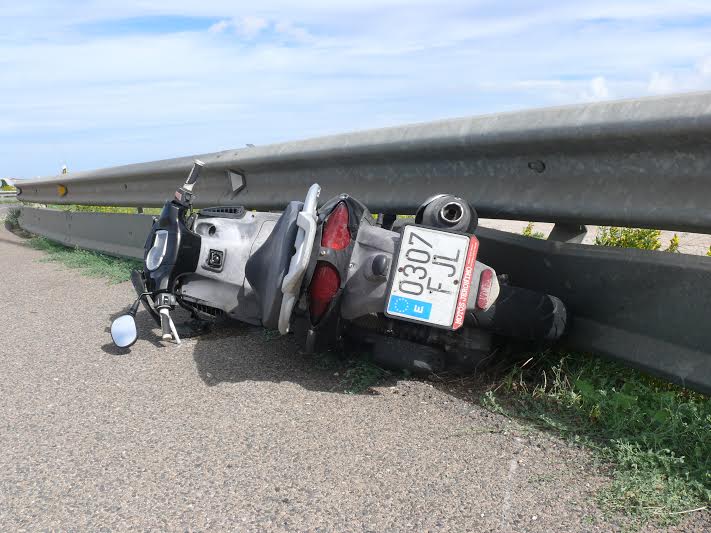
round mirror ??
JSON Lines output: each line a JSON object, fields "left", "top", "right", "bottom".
{"left": 111, "top": 314, "right": 138, "bottom": 348}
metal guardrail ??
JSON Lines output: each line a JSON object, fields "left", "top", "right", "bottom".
{"left": 476, "top": 227, "right": 711, "bottom": 395}
{"left": 18, "top": 207, "right": 711, "bottom": 394}
{"left": 0, "top": 191, "right": 17, "bottom": 198}
{"left": 15, "top": 92, "right": 711, "bottom": 233}
{"left": 12, "top": 92, "right": 711, "bottom": 394}
{"left": 20, "top": 208, "right": 151, "bottom": 259}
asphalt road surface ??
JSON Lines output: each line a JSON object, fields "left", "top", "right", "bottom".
{"left": 0, "top": 228, "right": 708, "bottom": 532}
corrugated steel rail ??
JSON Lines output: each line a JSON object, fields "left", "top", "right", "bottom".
{"left": 16, "top": 91, "right": 711, "bottom": 233}
{"left": 20, "top": 207, "right": 151, "bottom": 259}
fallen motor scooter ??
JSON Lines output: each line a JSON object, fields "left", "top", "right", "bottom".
{"left": 111, "top": 161, "right": 567, "bottom": 373}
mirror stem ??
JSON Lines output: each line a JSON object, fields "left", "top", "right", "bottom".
{"left": 128, "top": 292, "right": 151, "bottom": 317}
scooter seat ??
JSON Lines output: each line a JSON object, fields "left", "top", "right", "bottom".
{"left": 245, "top": 201, "right": 303, "bottom": 329}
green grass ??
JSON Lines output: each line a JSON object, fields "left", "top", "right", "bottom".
{"left": 43, "top": 204, "right": 162, "bottom": 215}
{"left": 28, "top": 237, "right": 141, "bottom": 283}
{"left": 486, "top": 353, "right": 710, "bottom": 525}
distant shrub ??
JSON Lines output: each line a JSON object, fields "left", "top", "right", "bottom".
{"left": 595, "top": 227, "right": 662, "bottom": 250}
{"left": 595, "top": 227, "right": 680, "bottom": 252}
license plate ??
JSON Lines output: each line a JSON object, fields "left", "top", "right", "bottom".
{"left": 385, "top": 225, "right": 479, "bottom": 329}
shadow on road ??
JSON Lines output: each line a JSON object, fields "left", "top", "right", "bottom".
{"left": 190, "top": 322, "right": 347, "bottom": 394}
{"left": 99, "top": 296, "right": 346, "bottom": 394}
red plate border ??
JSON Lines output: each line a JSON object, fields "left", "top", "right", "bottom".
{"left": 451, "top": 235, "right": 479, "bottom": 330}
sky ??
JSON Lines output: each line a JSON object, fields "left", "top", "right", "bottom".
{"left": 3, "top": 1, "right": 711, "bottom": 179}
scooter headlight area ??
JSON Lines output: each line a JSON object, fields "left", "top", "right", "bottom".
{"left": 111, "top": 160, "right": 568, "bottom": 376}
{"left": 145, "top": 230, "right": 169, "bottom": 271}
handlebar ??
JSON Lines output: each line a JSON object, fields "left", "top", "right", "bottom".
{"left": 159, "top": 308, "right": 181, "bottom": 344}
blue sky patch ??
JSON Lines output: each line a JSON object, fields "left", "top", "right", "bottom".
{"left": 77, "top": 16, "right": 220, "bottom": 36}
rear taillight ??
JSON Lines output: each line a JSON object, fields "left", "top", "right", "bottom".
{"left": 308, "top": 202, "right": 350, "bottom": 322}
{"left": 320, "top": 202, "right": 350, "bottom": 249}
{"left": 309, "top": 263, "right": 340, "bottom": 321}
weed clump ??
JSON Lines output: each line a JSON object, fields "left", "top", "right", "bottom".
{"left": 3, "top": 207, "right": 21, "bottom": 229}
{"left": 342, "top": 359, "right": 389, "bottom": 394}
{"left": 522, "top": 222, "right": 545, "bottom": 239}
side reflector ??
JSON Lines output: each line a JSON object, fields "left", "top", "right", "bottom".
{"left": 309, "top": 263, "right": 340, "bottom": 322}
{"left": 57, "top": 184, "right": 68, "bottom": 197}
{"left": 321, "top": 202, "right": 350, "bottom": 250}
{"left": 477, "top": 269, "right": 494, "bottom": 309}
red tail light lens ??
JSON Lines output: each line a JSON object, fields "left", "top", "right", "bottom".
{"left": 309, "top": 263, "right": 340, "bottom": 322}
{"left": 308, "top": 201, "right": 350, "bottom": 323}
{"left": 321, "top": 202, "right": 350, "bottom": 250}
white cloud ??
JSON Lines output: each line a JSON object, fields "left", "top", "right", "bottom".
{"left": 208, "top": 19, "right": 230, "bottom": 34}
{"left": 698, "top": 57, "right": 711, "bottom": 78}
{"left": 233, "top": 16, "right": 269, "bottom": 39}
{"left": 208, "top": 16, "right": 268, "bottom": 39}
{"left": 647, "top": 71, "right": 676, "bottom": 94}
{"left": 274, "top": 21, "right": 313, "bottom": 43}
{"left": 591, "top": 76, "right": 610, "bottom": 99}
{"left": 576, "top": 77, "right": 611, "bottom": 102}
{"left": 3, "top": 1, "right": 711, "bottom": 177}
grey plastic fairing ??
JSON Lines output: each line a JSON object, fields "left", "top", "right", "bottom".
{"left": 177, "top": 211, "right": 281, "bottom": 325}
{"left": 341, "top": 224, "right": 399, "bottom": 320}
{"left": 278, "top": 184, "right": 321, "bottom": 334}
{"left": 342, "top": 224, "right": 499, "bottom": 321}
{"left": 245, "top": 201, "right": 303, "bottom": 329}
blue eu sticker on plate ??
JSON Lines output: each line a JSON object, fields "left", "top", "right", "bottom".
{"left": 387, "top": 295, "right": 432, "bottom": 320}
